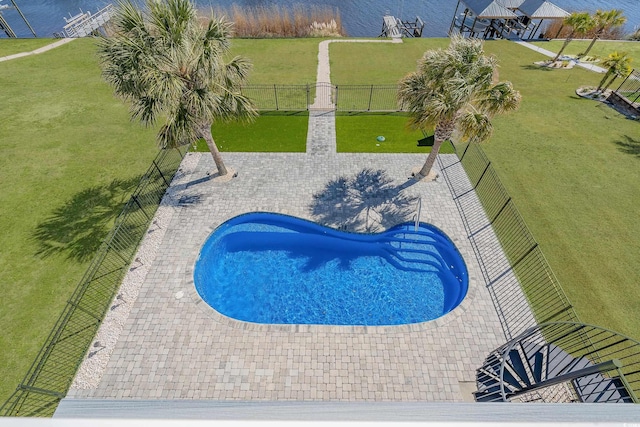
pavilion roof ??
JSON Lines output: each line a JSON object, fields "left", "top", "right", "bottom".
{"left": 517, "top": 0, "right": 570, "bottom": 19}
{"left": 498, "top": 0, "right": 526, "bottom": 9}
{"left": 461, "top": 0, "right": 517, "bottom": 19}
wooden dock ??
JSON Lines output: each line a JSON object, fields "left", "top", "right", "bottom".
{"left": 380, "top": 14, "right": 424, "bottom": 39}
{"left": 62, "top": 4, "right": 114, "bottom": 38}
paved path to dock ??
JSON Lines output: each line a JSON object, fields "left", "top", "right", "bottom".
{"left": 0, "top": 38, "right": 74, "bottom": 62}
{"left": 514, "top": 40, "right": 606, "bottom": 73}
{"left": 63, "top": 37, "right": 533, "bottom": 408}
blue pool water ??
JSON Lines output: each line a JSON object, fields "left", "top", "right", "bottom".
{"left": 194, "top": 212, "right": 468, "bottom": 326}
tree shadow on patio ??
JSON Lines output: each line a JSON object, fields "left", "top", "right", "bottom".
{"left": 32, "top": 176, "right": 141, "bottom": 263}
{"left": 309, "top": 168, "right": 418, "bottom": 232}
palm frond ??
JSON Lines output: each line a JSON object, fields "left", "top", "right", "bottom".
{"left": 98, "top": 0, "right": 256, "bottom": 161}
{"left": 396, "top": 35, "right": 520, "bottom": 148}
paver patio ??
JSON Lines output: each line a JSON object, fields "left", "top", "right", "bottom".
{"left": 65, "top": 137, "right": 516, "bottom": 402}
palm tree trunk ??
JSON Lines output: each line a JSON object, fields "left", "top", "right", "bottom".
{"left": 602, "top": 75, "right": 618, "bottom": 92}
{"left": 597, "top": 70, "right": 613, "bottom": 91}
{"left": 418, "top": 137, "right": 444, "bottom": 177}
{"left": 418, "top": 121, "right": 453, "bottom": 178}
{"left": 199, "top": 122, "right": 228, "bottom": 176}
{"left": 582, "top": 33, "right": 600, "bottom": 58}
{"left": 553, "top": 32, "right": 574, "bottom": 62}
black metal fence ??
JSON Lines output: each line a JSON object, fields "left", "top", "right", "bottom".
{"left": 444, "top": 142, "right": 579, "bottom": 340}
{"left": 615, "top": 69, "right": 640, "bottom": 104}
{"left": 0, "top": 147, "right": 186, "bottom": 417}
{"left": 242, "top": 83, "right": 401, "bottom": 112}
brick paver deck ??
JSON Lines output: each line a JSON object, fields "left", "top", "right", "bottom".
{"left": 65, "top": 39, "right": 528, "bottom": 404}
{"left": 67, "top": 140, "right": 512, "bottom": 401}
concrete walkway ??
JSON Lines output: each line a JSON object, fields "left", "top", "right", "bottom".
{"left": 0, "top": 38, "right": 74, "bottom": 62}
{"left": 514, "top": 40, "right": 607, "bottom": 73}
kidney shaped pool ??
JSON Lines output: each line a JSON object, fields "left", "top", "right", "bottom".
{"left": 194, "top": 212, "right": 468, "bottom": 326}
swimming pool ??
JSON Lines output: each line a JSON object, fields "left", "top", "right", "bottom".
{"left": 194, "top": 212, "right": 468, "bottom": 326}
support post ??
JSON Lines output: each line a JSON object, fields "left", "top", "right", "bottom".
{"left": 153, "top": 160, "right": 169, "bottom": 187}
{"left": 10, "top": 0, "right": 37, "bottom": 37}
{"left": 460, "top": 142, "right": 471, "bottom": 161}
{"left": 474, "top": 161, "right": 491, "bottom": 189}
{"left": 274, "top": 84, "right": 279, "bottom": 111}
{"left": 448, "top": 0, "right": 461, "bottom": 34}
{"left": 132, "top": 195, "right": 150, "bottom": 220}
{"left": 491, "top": 197, "right": 512, "bottom": 224}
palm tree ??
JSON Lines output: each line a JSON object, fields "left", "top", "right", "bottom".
{"left": 398, "top": 35, "right": 521, "bottom": 180}
{"left": 597, "top": 51, "right": 633, "bottom": 92}
{"left": 552, "top": 12, "right": 594, "bottom": 62}
{"left": 580, "top": 9, "right": 626, "bottom": 59}
{"left": 98, "top": 0, "right": 257, "bottom": 178}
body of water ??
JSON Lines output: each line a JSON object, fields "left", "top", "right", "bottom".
{"left": 1, "top": 0, "right": 638, "bottom": 38}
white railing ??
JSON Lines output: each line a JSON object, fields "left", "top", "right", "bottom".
{"left": 63, "top": 4, "right": 114, "bottom": 38}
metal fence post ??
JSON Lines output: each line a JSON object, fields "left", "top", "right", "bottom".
{"left": 132, "top": 195, "right": 151, "bottom": 220}
{"left": 306, "top": 84, "right": 310, "bottom": 110}
{"left": 474, "top": 161, "right": 491, "bottom": 189}
{"left": 491, "top": 197, "right": 512, "bottom": 224}
{"left": 153, "top": 160, "right": 169, "bottom": 187}
{"left": 615, "top": 70, "right": 633, "bottom": 92}
{"left": 274, "top": 84, "right": 279, "bottom": 111}
{"left": 460, "top": 142, "right": 471, "bottom": 161}
{"left": 368, "top": 84, "right": 374, "bottom": 111}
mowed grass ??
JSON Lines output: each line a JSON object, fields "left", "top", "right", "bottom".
{"left": 230, "top": 38, "right": 320, "bottom": 84}
{"left": 482, "top": 41, "right": 640, "bottom": 341}
{"left": 332, "top": 38, "right": 640, "bottom": 340}
{"left": 0, "top": 38, "right": 160, "bottom": 404}
{"left": 529, "top": 39, "right": 640, "bottom": 68}
{"left": 0, "top": 38, "right": 57, "bottom": 57}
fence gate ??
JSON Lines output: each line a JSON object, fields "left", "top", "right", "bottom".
{"left": 241, "top": 83, "right": 402, "bottom": 112}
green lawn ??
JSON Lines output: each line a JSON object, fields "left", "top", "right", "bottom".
{"left": 193, "top": 111, "right": 308, "bottom": 152}
{"left": 529, "top": 39, "right": 640, "bottom": 68}
{"left": 482, "top": 41, "right": 640, "bottom": 341}
{"left": 332, "top": 39, "right": 640, "bottom": 340}
{"left": 231, "top": 38, "right": 320, "bottom": 84}
{"left": 0, "top": 38, "right": 160, "bottom": 404}
{"left": 336, "top": 112, "right": 454, "bottom": 154}
{"left": 0, "top": 38, "right": 57, "bottom": 57}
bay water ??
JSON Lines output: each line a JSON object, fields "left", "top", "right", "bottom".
{"left": 1, "top": 0, "right": 638, "bottom": 39}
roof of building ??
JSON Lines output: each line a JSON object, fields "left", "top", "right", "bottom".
{"left": 498, "top": 0, "right": 526, "bottom": 9}
{"left": 517, "top": 0, "right": 570, "bottom": 19}
{"left": 461, "top": 0, "right": 517, "bottom": 19}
